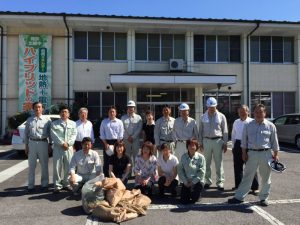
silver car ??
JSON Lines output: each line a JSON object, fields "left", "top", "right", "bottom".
{"left": 273, "top": 113, "right": 300, "bottom": 148}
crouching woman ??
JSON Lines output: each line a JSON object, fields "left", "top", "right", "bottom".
{"left": 134, "top": 141, "right": 157, "bottom": 197}
{"left": 178, "top": 139, "right": 206, "bottom": 204}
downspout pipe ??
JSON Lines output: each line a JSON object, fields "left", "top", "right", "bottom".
{"left": 63, "top": 14, "right": 70, "bottom": 107}
{"left": 0, "top": 25, "right": 3, "bottom": 136}
{"left": 246, "top": 22, "right": 260, "bottom": 106}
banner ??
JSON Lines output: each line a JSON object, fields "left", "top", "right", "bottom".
{"left": 19, "top": 34, "right": 52, "bottom": 111}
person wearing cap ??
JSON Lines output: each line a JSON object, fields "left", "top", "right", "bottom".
{"left": 228, "top": 104, "right": 280, "bottom": 207}
{"left": 100, "top": 106, "right": 124, "bottom": 177}
{"left": 68, "top": 137, "right": 102, "bottom": 195}
{"left": 51, "top": 105, "right": 77, "bottom": 193}
{"left": 199, "top": 97, "right": 228, "bottom": 191}
{"left": 172, "top": 103, "right": 198, "bottom": 162}
{"left": 231, "top": 105, "right": 259, "bottom": 194}
{"left": 154, "top": 105, "right": 175, "bottom": 155}
{"left": 74, "top": 107, "right": 95, "bottom": 152}
{"left": 24, "top": 102, "right": 52, "bottom": 193}
{"left": 121, "top": 100, "right": 143, "bottom": 167}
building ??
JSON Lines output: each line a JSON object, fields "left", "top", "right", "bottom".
{"left": 0, "top": 11, "right": 299, "bottom": 136}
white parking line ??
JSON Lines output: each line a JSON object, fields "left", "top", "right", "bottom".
{"left": 0, "top": 160, "right": 28, "bottom": 183}
{"left": 250, "top": 205, "right": 285, "bottom": 225}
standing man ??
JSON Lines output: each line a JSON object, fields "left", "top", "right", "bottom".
{"left": 100, "top": 106, "right": 124, "bottom": 177}
{"left": 74, "top": 107, "right": 95, "bottom": 151}
{"left": 69, "top": 137, "right": 102, "bottom": 195}
{"left": 228, "top": 104, "right": 280, "bottom": 206}
{"left": 231, "top": 105, "right": 259, "bottom": 194}
{"left": 199, "top": 97, "right": 228, "bottom": 191}
{"left": 154, "top": 105, "right": 175, "bottom": 154}
{"left": 51, "top": 105, "right": 77, "bottom": 193}
{"left": 121, "top": 100, "right": 143, "bottom": 166}
{"left": 24, "top": 102, "right": 52, "bottom": 193}
{"left": 172, "top": 103, "right": 198, "bottom": 162}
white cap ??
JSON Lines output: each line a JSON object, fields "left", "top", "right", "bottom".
{"left": 127, "top": 100, "right": 136, "bottom": 107}
{"left": 178, "top": 103, "right": 190, "bottom": 111}
{"left": 206, "top": 97, "right": 217, "bottom": 107}
{"left": 105, "top": 145, "right": 114, "bottom": 156}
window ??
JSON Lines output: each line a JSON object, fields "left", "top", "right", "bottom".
{"left": 74, "top": 31, "right": 127, "bottom": 61}
{"left": 194, "top": 35, "right": 240, "bottom": 62}
{"left": 74, "top": 91, "right": 127, "bottom": 121}
{"left": 74, "top": 32, "right": 87, "bottom": 59}
{"left": 250, "top": 36, "right": 294, "bottom": 63}
{"left": 88, "top": 32, "right": 100, "bottom": 60}
{"left": 135, "top": 33, "right": 186, "bottom": 61}
{"left": 252, "top": 92, "right": 295, "bottom": 118}
{"left": 273, "top": 116, "right": 287, "bottom": 126}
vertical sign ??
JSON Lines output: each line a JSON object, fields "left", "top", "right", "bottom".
{"left": 19, "top": 34, "right": 52, "bottom": 111}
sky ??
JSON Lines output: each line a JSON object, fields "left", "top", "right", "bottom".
{"left": 0, "top": 0, "right": 300, "bottom": 22}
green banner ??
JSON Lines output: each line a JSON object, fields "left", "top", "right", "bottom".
{"left": 19, "top": 35, "right": 52, "bottom": 112}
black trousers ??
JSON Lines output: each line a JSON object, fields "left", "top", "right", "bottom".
{"left": 180, "top": 182, "right": 203, "bottom": 204}
{"left": 135, "top": 181, "right": 153, "bottom": 197}
{"left": 103, "top": 139, "right": 117, "bottom": 177}
{"left": 158, "top": 176, "right": 178, "bottom": 195}
{"left": 232, "top": 140, "right": 259, "bottom": 190}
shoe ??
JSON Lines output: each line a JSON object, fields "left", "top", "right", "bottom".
{"left": 63, "top": 186, "right": 72, "bottom": 192}
{"left": 228, "top": 197, "right": 244, "bottom": 204}
{"left": 204, "top": 184, "right": 211, "bottom": 189}
{"left": 217, "top": 187, "right": 224, "bottom": 191}
{"left": 27, "top": 188, "right": 35, "bottom": 194}
{"left": 250, "top": 189, "right": 259, "bottom": 196}
{"left": 53, "top": 188, "right": 61, "bottom": 194}
{"left": 171, "top": 190, "right": 177, "bottom": 197}
{"left": 232, "top": 187, "right": 237, "bottom": 191}
{"left": 260, "top": 199, "right": 269, "bottom": 207}
{"left": 73, "top": 191, "right": 80, "bottom": 196}
{"left": 40, "top": 186, "right": 48, "bottom": 192}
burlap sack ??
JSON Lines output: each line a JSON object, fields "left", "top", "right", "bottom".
{"left": 102, "top": 177, "right": 126, "bottom": 191}
{"left": 132, "top": 194, "right": 151, "bottom": 208}
{"left": 121, "top": 189, "right": 141, "bottom": 203}
{"left": 106, "top": 188, "right": 125, "bottom": 207}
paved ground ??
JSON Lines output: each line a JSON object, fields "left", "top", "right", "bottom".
{"left": 0, "top": 142, "right": 299, "bottom": 225}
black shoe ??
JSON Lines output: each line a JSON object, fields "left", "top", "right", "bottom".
{"left": 204, "top": 184, "right": 211, "bottom": 189}
{"left": 260, "top": 199, "right": 269, "bottom": 207}
{"left": 63, "top": 186, "right": 72, "bottom": 192}
{"left": 171, "top": 190, "right": 177, "bottom": 197}
{"left": 40, "top": 186, "right": 48, "bottom": 192}
{"left": 217, "top": 187, "right": 224, "bottom": 191}
{"left": 53, "top": 188, "right": 61, "bottom": 194}
{"left": 250, "top": 189, "right": 259, "bottom": 196}
{"left": 228, "top": 197, "right": 244, "bottom": 204}
{"left": 27, "top": 188, "right": 35, "bottom": 194}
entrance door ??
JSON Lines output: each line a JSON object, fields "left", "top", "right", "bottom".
{"left": 137, "top": 103, "right": 179, "bottom": 122}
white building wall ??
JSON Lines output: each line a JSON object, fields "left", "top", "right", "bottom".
{"left": 73, "top": 62, "right": 128, "bottom": 91}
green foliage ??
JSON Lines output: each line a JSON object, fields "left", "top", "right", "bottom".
{"left": 7, "top": 111, "right": 31, "bottom": 130}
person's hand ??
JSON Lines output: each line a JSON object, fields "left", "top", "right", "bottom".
{"left": 69, "top": 175, "right": 76, "bottom": 185}
{"left": 25, "top": 145, "right": 29, "bottom": 157}
{"left": 62, "top": 143, "right": 69, "bottom": 150}
{"left": 242, "top": 151, "right": 248, "bottom": 162}
{"left": 223, "top": 144, "right": 227, "bottom": 153}
{"left": 105, "top": 143, "right": 109, "bottom": 150}
{"left": 184, "top": 181, "right": 192, "bottom": 188}
{"left": 273, "top": 154, "right": 279, "bottom": 162}
{"left": 199, "top": 144, "right": 204, "bottom": 152}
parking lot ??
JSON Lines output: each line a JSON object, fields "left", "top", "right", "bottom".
{"left": 0, "top": 143, "right": 299, "bottom": 225}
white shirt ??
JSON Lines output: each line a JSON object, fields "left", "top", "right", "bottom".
{"left": 100, "top": 117, "right": 124, "bottom": 140}
{"left": 157, "top": 154, "right": 179, "bottom": 179}
{"left": 231, "top": 117, "right": 253, "bottom": 144}
{"left": 75, "top": 120, "right": 95, "bottom": 143}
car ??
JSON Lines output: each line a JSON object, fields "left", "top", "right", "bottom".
{"left": 12, "top": 114, "right": 60, "bottom": 152}
{"left": 272, "top": 113, "right": 300, "bottom": 148}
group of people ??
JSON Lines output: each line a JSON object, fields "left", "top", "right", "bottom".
{"left": 24, "top": 97, "right": 280, "bottom": 206}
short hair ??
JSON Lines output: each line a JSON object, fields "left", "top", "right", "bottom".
{"left": 81, "top": 137, "right": 92, "bottom": 144}
{"left": 239, "top": 104, "right": 249, "bottom": 112}
{"left": 253, "top": 104, "right": 266, "bottom": 112}
{"left": 78, "top": 107, "right": 88, "bottom": 115}
{"left": 108, "top": 106, "right": 117, "bottom": 112}
{"left": 59, "top": 105, "right": 70, "bottom": 113}
{"left": 145, "top": 110, "right": 153, "bottom": 116}
{"left": 141, "top": 141, "right": 154, "bottom": 156}
{"left": 186, "top": 139, "right": 199, "bottom": 150}
{"left": 160, "top": 143, "right": 170, "bottom": 151}
{"left": 32, "top": 102, "right": 43, "bottom": 109}
{"left": 114, "top": 140, "right": 126, "bottom": 155}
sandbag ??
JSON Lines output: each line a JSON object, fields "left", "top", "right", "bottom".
{"left": 102, "top": 177, "right": 126, "bottom": 191}
{"left": 132, "top": 193, "right": 152, "bottom": 208}
{"left": 105, "top": 188, "right": 125, "bottom": 207}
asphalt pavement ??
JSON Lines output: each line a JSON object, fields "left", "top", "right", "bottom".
{"left": 0, "top": 143, "right": 299, "bottom": 225}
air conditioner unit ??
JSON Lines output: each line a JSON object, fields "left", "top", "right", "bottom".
{"left": 169, "top": 59, "right": 184, "bottom": 71}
